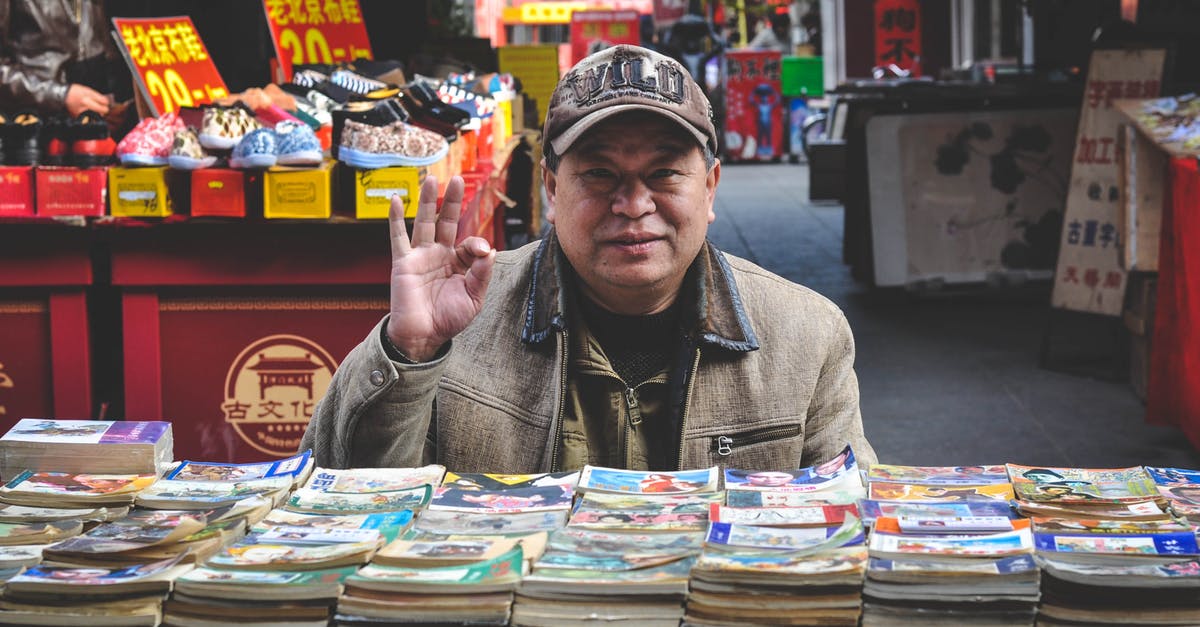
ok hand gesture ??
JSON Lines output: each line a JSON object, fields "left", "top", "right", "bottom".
{"left": 385, "top": 175, "right": 496, "bottom": 362}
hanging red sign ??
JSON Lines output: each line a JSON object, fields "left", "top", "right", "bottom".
{"left": 262, "top": 0, "right": 373, "bottom": 81}
{"left": 570, "top": 10, "right": 641, "bottom": 65}
{"left": 874, "top": 0, "right": 922, "bottom": 76}
{"left": 111, "top": 16, "right": 229, "bottom": 116}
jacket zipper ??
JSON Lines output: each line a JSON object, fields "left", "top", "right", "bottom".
{"left": 675, "top": 348, "right": 701, "bottom": 471}
{"left": 712, "top": 424, "right": 804, "bottom": 457}
{"left": 548, "top": 330, "right": 569, "bottom": 472}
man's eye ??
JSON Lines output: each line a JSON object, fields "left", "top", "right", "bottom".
{"left": 584, "top": 168, "right": 613, "bottom": 178}
{"left": 651, "top": 169, "right": 681, "bottom": 179}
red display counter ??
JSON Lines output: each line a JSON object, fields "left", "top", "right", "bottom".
{"left": 0, "top": 221, "right": 93, "bottom": 429}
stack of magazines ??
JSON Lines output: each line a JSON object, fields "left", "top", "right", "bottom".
{"left": 686, "top": 447, "right": 868, "bottom": 627}
{"left": 0, "top": 419, "right": 173, "bottom": 481}
{"left": 513, "top": 466, "right": 717, "bottom": 627}
{"left": 858, "top": 464, "right": 1036, "bottom": 626}
{"left": 1007, "top": 464, "right": 1168, "bottom": 521}
{"left": 1146, "top": 466, "right": 1200, "bottom": 525}
{"left": 337, "top": 471, "right": 569, "bottom": 626}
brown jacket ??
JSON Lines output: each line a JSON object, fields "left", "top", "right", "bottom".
{"left": 300, "top": 234, "right": 876, "bottom": 472}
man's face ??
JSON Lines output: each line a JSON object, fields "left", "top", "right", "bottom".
{"left": 748, "top": 471, "right": 795, "bottom": 487}
{"left": 545, "top": 111, "right": 720, "bottom": 314}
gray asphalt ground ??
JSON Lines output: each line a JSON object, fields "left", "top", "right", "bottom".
{"left": 707, "top": 162, "right": 1200, "bottom": 470}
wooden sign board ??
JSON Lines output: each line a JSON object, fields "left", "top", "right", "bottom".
{"left": 1050, "top": 48, "right": 1167, "bottom": 315}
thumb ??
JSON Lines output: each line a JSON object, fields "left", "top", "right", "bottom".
{"left": 464, "top": 248, "right": 496, "bottom": 306}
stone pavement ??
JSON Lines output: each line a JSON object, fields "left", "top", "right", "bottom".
{"left": 707, "top": 162, "right": 1200, "bottom": 469}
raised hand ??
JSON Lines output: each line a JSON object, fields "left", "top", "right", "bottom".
{"left": 385, "top": 175, "right": 495, "bottom": 362}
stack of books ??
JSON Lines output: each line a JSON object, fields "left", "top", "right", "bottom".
{"left": 685, "top": 448, "right": 868, "bottom": 627}
{"left": 0, "top": 419, "right": 173, "bottom": 481}
{"left": 858, "top": 464, "right": 1037, "bottom": 626}
{"left": 514, "top": 466, "right": 717, "bottom": 627}
{"left": 337, "top": 470, "right": 570, "bottom": 626}
{"left": 0, "top": 554, "right": 191, "bottom": 626}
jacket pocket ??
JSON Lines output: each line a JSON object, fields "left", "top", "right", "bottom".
{"left": 710, "top": 424, "right": 804, "bottom": 466}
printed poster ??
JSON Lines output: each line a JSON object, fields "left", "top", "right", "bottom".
{"left": 724, "top": 49, "right": 783, "bottom": 162}
{"left": 1051, "top": 48, "right": 1166, "bottom": 315}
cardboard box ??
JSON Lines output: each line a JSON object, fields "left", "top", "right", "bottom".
{"left": 109, "top": 166, "right": 173, "bottom": 217}
{"left": 192, "top": 169, "right": 247, "bottom": 218}
{"left": 354, "top": 166, "right": 421, "bottom": 219}
{"left": 0, "top": 166, "right": 34, "bottom": 216}
{"left": 263, "top": 161, "right": 333, "bottom": 219}
{"left": 35, "top": 166, "right": 107, "bottom": 217}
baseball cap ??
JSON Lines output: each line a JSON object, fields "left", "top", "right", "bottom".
{"left": 543, "top": 44, "right": 717, "bottom": 156}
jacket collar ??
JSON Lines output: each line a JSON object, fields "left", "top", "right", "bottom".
{"left": 520, "top": 230, "right": 759, "bottom": 352}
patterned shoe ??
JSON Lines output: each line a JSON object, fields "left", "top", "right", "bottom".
{"left": 274, "top": 120, "right": 322, "bottom": 166}
{"left": 116, "top": 112, "right": 185, "bottom": 166}
{"left": 338, "top": 119, "right": 449, "bottom": 169}
{"left": 198, "top": 105, "right": 260, "bottom": 150}
{"left": 167, "top": 127, "right": 217, "bottom": 170}
{"left": 229, "top": 127, "right": 278, "bottom": 169}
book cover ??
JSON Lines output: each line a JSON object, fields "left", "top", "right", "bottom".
{"left": 695, "top": 544, "right": 867, "bottom": 575}
{"left": 0, "top": 504, "right": 106, "bottom": 522}
{"left": 535, "top": 549, "right": 691, "bottom": 571}
{"left": 0, "top": 520, "right": 81, "bottom": 545}
{"left": 1, "top": 419, "right": 169, "bottom": 445}
{"left": 178, "top": 564, "right": 358, "bottom": 586}
{"left": 895, "top": 515, "right": 1016, "bottom": 534}
{"left": 286, "top": 484, "right": 431, "bottom": 514}
{"left": 2, "top": 471, "right": 156, "bottom": 496}
{"left": 9, "top": 554, "right": 183, "bottom": 586}
{"left": 725, "top": 489, "right": 862, "bottom": 508}
{"left": 430, "top": 484, "right": 574, "bottom": 513}
{"left": 868, "top": 553, "right": 1037, "bottom": 575}
{"left": 858, "top": 499, "right": 1014, "bottom": 525}
{"left": 705, "top": 521, "right": 858, "bottom": 551}
{"left": 167, "top": 450, "right": 311, "bottom": 482}
{"left": 441, "top": 471, "right": 579, "bottom": 491}
{"left": 1145, "top": 466, "right": 1200, "bottom": 486}
{"left": 868, "top": 528, "right": 1034, "bottom": 557}
{"left": 724, "top": 446, "right": 858, "bottom": 492}
{"left": 1034, "top": 531, "right": 1200, "bottom": 555}
{"left": 135, "top": 476, "right": 291, "bottom": 506}
{"left": 412, "top": 509, "right": 568, "bottom": 536}
{"left": 573, "top": 492, "right": 719, "bottom": 516}
{"left": 256, "top": 526, "right": 383, "bottom": 545}
{"left": 521, "top": 555, "right": 695, "bottom": 587}
{"left": 1158, "top": 484, "right": 1200, "bottom": 506}
{"left": 209, "top": 539, "right": 377, "bottom": 569}
{"left": 868, "top": 482, "right": 1014, "bottom": 502}
{"left": 578, "top": 466, "right": 718, "bottom": 494}
{"left": 348, "top": 546, "right": 523, "bottom": 588}
{"left": 710, "top": 503, "right": 858, "bottom": 527}
{"left": 1031, "top": 518, "right": 1192, "bottom": 535}
{"left": 547, "top": 528, "right": 704, "bottom": 555}
{"left": 302, "top": 466, "right": 445, "bottom": 493}
{"left": 255, "top": 510, "right": 414, "bottom": 542}
{"left": 1007, "top": 464, "right": 1159, "bottom": 503}
{"left": 569, "top": 510, "right": 709, "bottom": 532}
{"left": 375, "top": 536, "right": 521, "bottom": 567}
{"left": 867, "top": 464, "right": 1010, "bottom": 485}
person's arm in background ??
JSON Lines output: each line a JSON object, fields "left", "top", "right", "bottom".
{"left": 0, "top": 0, "right": 109, "bottom": 115}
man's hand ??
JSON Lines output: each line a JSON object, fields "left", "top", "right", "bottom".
{"left": 386, "top": 175, "right": 496, "bottom": 362}
{"left": 65, "top": 84, "right": 110, "bottom": 117}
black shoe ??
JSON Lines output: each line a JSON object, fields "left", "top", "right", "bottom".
{"left": 39, "top": 116, "right": 69, "bottom": 166}
{"left": 402, "top": 82, "right": 470, "bottom": 129}
{"left": 69, "top": 111, "right": 116, "bottom": 167}
{"left": 4, "top": 111, "right": 41, "bottom": 165}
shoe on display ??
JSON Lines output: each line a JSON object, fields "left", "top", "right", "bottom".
{"left": 39, "top": 116, "right": 69, "bottom": 166}
{"left": 116, "top": 112, "right": 186, "bottom": 166}
{"left": 3, "top": 111, "right": 42, "bottom": 165}
{"left": 70, "top": 111, "right": 116, "bottom": 167}
{"left": 167, "top": 127, "right": 217, "bottom": 170}
{"left": 331, "top": 69, "right": 398, "bottom": 99}
{"left": 229, "top": 127, "right": 279, "bottom": 169}
{"left": 330, "top": 99, "right": 406, "bottom": 159}
{"left": 274, "top": 120, "right": 322, "bottom": 166}
{"left": 338, "top": 118, "right": 448, "bottom": 169}
{"left": 198, "top": 104, "right": 260, "bottom": 151}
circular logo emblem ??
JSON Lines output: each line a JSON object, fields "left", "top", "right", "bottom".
{"left": 221, "top": 335, "right": 337, "bottom": 457}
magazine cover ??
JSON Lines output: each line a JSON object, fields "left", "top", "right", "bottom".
{"left": 724, "top": 446, "right": 858, "bottom": 492}
{"left": 210, "top": 539, "right": 377, "bottom": 568}
{"left": 441, "top": 471, "right": 579, "bottom": 491}
{"left": 375, "top": 536, "right": 520, "bottom": 566}
{"left": 256, "top": 526, "right": 383, "bottom": 545}
{"left": 1038, "top": 554, "right": 1200, "bottom": 578}
{"left": 725, "top": 489, "right": 862, "bottom": 508}
{"left": 574, "top": 492, "right": 720, "bottom": 515}
{"left": 547, "top": 528, "right": 703, "bottom": 555}
{"left": 167, "top": 450, "right": 311, "bottom": 482}
{"left": 709, "top": 503, "right": 858, "bottom": 527}
{"left": 0, "top": 504, "right": 105, "bottom": 522}
{"left": 578, "top": 466, "right": 718, "bottom": 494}
{"left": 1158, "top": 484, "right": 1200, "bottom": 506}
{"left": 412, "top": 510, "right": 568, "bottom": 536}
{"left": 521, "top": 555, "right": 695, "bottom": 585}
{"left": 868, "top": 482, "right": 1014, "bottom": 502}
{"left": 1145, "top": 466, "right": 1200, "bottom": 486}
{"left": 1007, "top": 464, "right": 1159, "bottom": 503}
{"left": 136, "top": 476, "right": 291, "bottom": 504}
{"left": 2, "top": 471, "right": 156, "bottom": 496}
{"left": 1033, "top": 531, "right": 1199, "bottom": 556}
{"left": 568, "top": 510, "right": 709, "bottom": 532}
{"left": 302, "top": 466, "right": 445, "bottom": 493}
{"left": 350, "top": 546, "right": 523, "bottom": 586}
{"left": 858, "top": 500, "right": 1014, "bottom": 525}
{"left": 704, "top": 522, "right": 856, "bottom": 551}
{"left": 867, "top": 464, "right": 1010, "bottom": 485}
{"left": 1032, "top": 518, "right": 1192, "bottom": 535}
{"left": 869, "top": 553, "right": 1037, "bottom": 575}
{"left": 430, "top": 484, "right": 574, "bottom": 513}
{"left": 179, "top": 565, "right": 358, "bottom": 586}
{"left": 0, "top": 520, "right": 81, "bottom": 545}
{"left": 255, "top": 510, "right": 413, "bottom": 542}
{"left": 535, "top": 550, "right": 690, "bottom": 572}
{"left": 286, "top": 484, "right": 432, "bottom": 514}
{"left": 696, "top": 545, "right": 867, "bottom": 576}
{"left": 894, "top": 515, "right": 1016, "bottom": 534}
{"left": 10, "top": 554, "right": 183, "bottom": 585}
{"left": 868, "top": 527, "right": 1034, "bottom": 557}
{"left": 1, "top": 419, "right": 170, "bottom": 445}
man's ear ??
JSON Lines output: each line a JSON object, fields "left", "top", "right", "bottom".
{"left": 542, "top": 158, "right": 557, "bottom": 224}
{"left": 705, "top": 159, "right": 721, "bottom": 225}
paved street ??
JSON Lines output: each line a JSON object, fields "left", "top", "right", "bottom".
{"left": 707, "top": 162, "right": 1199, "bottom": 469}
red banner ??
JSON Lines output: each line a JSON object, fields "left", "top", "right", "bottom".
{"left": 112, "top": 16, "right": 229, "bottom": 116}
{"left": 262, "top": 0, "right": 373, "bottom": 81}
{"left": 570, "top": 10, "right": 641, "bottom": 65}
{"left": 724, "top": 50, "right": 783, "bottom": 162}
{"left": 874, "top": 0, "right": 922, "bottom": 75}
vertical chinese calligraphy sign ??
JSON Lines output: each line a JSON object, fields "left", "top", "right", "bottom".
{"left": 570, "top": 11, "right": 640, "bottom": 66}
{"left": 1051, "top": 49, "right": 1166, "bottom": 315}
{"left": 874, "top": 0, "right": 922, "bottom": 75}
{"left": 724, "top": 49, "right": 784, "bottom": 162}
{"left": 111, "top": 16, "right": 229, "bottom": 116}
{"left": 262, "top": 0, "right": 373, "bottom": 82}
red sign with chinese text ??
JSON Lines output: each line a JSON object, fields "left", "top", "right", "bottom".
{"left": 262, "top": 0, "right": 373, "bottom": 81}
{"left": 570, "top": 10, "right": 641, "bottom": 65}
{"left": 112, "top": 16, "right": 229, "bottom": 116}
{"left": 724, "top": 50, "right": 783, "bottom": 162}
{"left": 874, "top": 0, "right": 922, "bottom": 76}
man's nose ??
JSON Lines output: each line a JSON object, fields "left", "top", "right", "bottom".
{"left": 610, "top": 177, "right": 655, "bottom": 218}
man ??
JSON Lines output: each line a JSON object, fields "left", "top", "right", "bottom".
{"left": 300, "top": 45, "right": 875, "bottom": 472}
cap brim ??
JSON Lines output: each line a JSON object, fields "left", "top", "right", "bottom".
{"left": 549, "top": 103, "right": 711, "bottom": 156}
